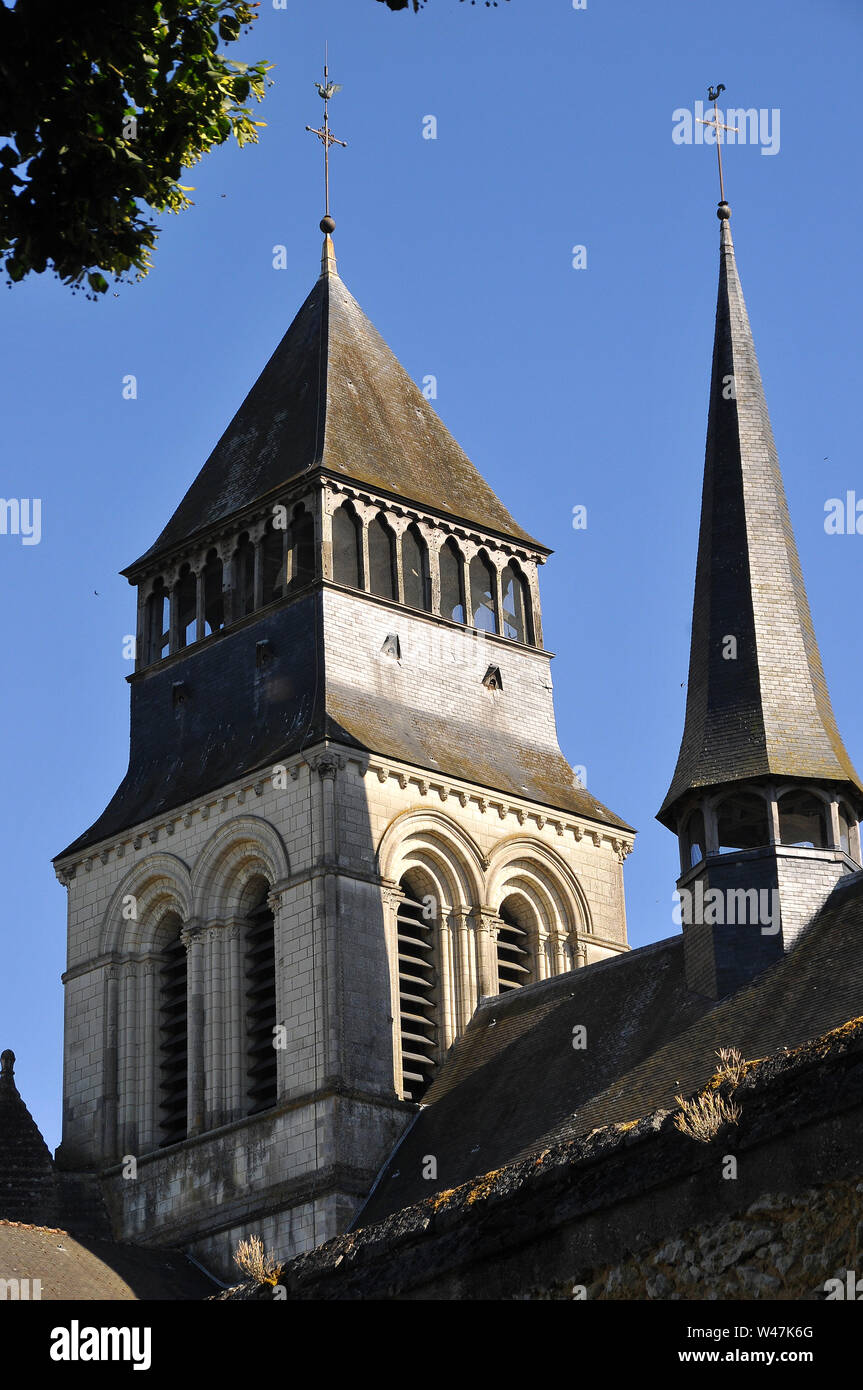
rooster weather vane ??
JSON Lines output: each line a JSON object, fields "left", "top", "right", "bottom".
{"left": 305, "top": 47, "right": 347, "bottom": 233}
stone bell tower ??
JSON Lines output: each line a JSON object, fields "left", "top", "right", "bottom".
{"left": 54, "top": 190, "right": 633, "bottom": 1273}
{"left": 658, "top": 199, "right": 863, "bottom": 999}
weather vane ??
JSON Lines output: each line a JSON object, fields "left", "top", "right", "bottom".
{"left": 697, "top": 84, "right": 738, "bottom": 206}
{"left": 305, "top": 45, "right": 347, "bottom": 233}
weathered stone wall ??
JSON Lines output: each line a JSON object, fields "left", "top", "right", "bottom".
{"left": 539, "top": 1179, "right": 863, "bottom": 1300}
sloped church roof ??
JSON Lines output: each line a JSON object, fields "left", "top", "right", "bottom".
{"left": 129, "top": 238, "right": 537, "bottom": 575}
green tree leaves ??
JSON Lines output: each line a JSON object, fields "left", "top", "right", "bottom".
{"left": 0, "top": 1, "right": 272, "bottom": 296}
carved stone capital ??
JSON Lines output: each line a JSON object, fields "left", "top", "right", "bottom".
{"left": 309, "top": 751, "right": 344, "bottom": 780}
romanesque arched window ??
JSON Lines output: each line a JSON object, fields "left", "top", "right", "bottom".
{"left": 234, "top": 533, "right": 256, "bottom": 618}
{"left": 496, "top": 896, "right": 534, "bottom": 991}
{"left": 203, "top": 550, "right": 225, "bottom": 636}
{"left": 396, "top": 875, "right": 438, "bottom": 1102}
{"left": 287, "top": 504, "right": 315, "bottom": 590}
{"left": 174, "top": 564, "right": 197, "bottom": 650}
{"left": 146, "top": 579, "right": 169, "bottom": 663}
{"left": 332, "top": 502, "right": 362, "bottom": 588}
{"left": 716, "top": 792, "right": 769, "bottom": 853}
{"left": 501, "top": 561, "right": 533, "bottom": 644}
{"left": 778, "top": 789, "right": 828, "bottom": 849}
{"left": 158, "top": 914, "right": 188, "bottom": 1146}
{"left": 838, "top": 802, "right": 855, "bottom": 857}
{"left": 402, "top": 524, "right": 431, "bottom": 611}
{"left": 244, "top": 883, "right": 277, "bottom": 1115}
{"left": 439, "top": 538, "right": 465, "bottom": 623}
{"left": 368, "top": 513, "right": 397, "bottom": 601}
{"left": 469, "top": 552, "right": 498, "bottom": 633}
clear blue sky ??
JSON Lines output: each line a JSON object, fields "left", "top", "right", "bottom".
{"left": 2, "top": 0, "right": 860, "bottom": 1149}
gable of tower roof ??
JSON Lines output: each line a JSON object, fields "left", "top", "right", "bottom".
{"left": 659, "top": 209, "right": 863, "bottom": 826}
{"left": 128, "top": 245, "right": 537, "bottom": 574}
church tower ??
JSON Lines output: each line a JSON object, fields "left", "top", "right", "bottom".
{"left": 659, "top": 199, "right": 863, "bottom": 999}
{"left": 54, "top": 205, "right": 633, "bottom": 1271}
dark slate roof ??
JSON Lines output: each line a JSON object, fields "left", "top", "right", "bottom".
{"left": 0, "top": 1050, "right": 60, "bottom": 1228}
{"left": 0, "top": 1222, "right": 218, "bottom": 1300}
{"left": 326, "top": 685, "right": 631, "bottom": 830}
{"left": 129, "top": 240, "right": 536, "bottom": 574}
{"left": 659, "top": 209, "right": 863, "bottom": 826}
{"left": 357, "top": 869, "right": 863, "bottom": 1227}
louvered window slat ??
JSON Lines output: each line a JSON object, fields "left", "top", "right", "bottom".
{"left": 396, "top": 893, "right": 437, "bottom": 1101}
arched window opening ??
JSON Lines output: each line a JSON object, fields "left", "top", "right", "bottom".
{"left": 439, "top": 539, "right": 465, "bottom": 623}
{"left": 778, "top": 790, "right": 828, "bottom": 850}
{"left": 158, "top": 914, "right": 187, "bottom": 1147}
{"left": 497, "top": 897, "right": 533, "bottom": 992}
{"left": 286, "top": 505, "right": 315, "bottom": 591}
{"left": 244, "top": 883, "right": 277, "bottom": 1115}
{"left": 469, "top": 552, "right": 498, "bottom": 633}
{"left": 146, "top": 580, "right": 169, "bottom": 663}
{"left": 684, "top": 808, "right": 707, "bottom": 868}
{"left": 501, "top": 562, "right": 533, "bottom": 644}
{"left": 716, "top": 792, "right": 769, "bottom": 854}
{"left": 202, "top": 550, "right": 225, "bottom": 636}
{"left": 174, "top": 564, "right": 197, "bottom": 650}
{"left": 838, "top": 803, "right": 854, "bottom": 857}
{"left": 396, "top": 876, "right": 437, "bottom": 1102}
{"left": 234, "top": 533, "right": 256, "bottom": 618}
{"left": 332, "top": 502, "right": 362, "bottom": 588}
{"left": 402, "top": 524, "right": 431, "bottom": 611}
{"left": 261, "top": 521, "right": 285, "bottom": 606}
{"left": 368, "top": 513, "right": 396, "bottom": 600}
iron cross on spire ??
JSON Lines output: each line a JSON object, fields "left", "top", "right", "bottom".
{"left": 697, "top": 84, "right": 738, "bottom": 205}
{"left": 305, "top": 48, "right": 347, "bottom": 232}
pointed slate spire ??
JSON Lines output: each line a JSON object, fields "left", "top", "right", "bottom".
{"left": 659, "top": 203, "right": 863, "bottom": 828}
{"left": 126, "top": 233, "right": 536, "bottom": 575}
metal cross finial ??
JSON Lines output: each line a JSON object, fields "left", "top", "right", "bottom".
{"left": 305, "top": 45, "right": 347, "bottom": 228}
{"left": 697, "top": 83, "right": 738, "bottom": 205}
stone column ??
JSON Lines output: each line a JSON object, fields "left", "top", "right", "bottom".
{"left": 427, "top": 531, "right": 443, "bottom": 616}
{"left": 493, "top": 561, "right": 504, "bottom": 636}
{"left": 393, "top": 519, "right": 406, "bottom": 607}
{"left": 381, "top": 884, "right": 404, "bottom": 1096}
{"left": 204, "top": 924, "right": 225, "bottom": 1130}
{"left": 119, "top": 961, "right": 138, "bottom": 1154}
{"left": 224, "top": 920, "right": 245, "bottom": 1119}
{"left": 470, "top": 907, "right": 501, "bottom": 999}
{"left": 450, "top": 908, "right": 478, "bottom": 1030}
{"left": 139, "top": 958, "right": 159, "bottom": 1152}
{"left": 182, "top": 923, "right": 206, "bottom": 1137}
{"left": 438, "top": 904, "right": 457, "bottom": 1050}
{"left": 134, "top": 586, "right": 147, "bottom": 672}
{"left": 102, "top": 966, "right": 120, "bottom": 1161}
{"left": 267, "top": 888, "right": 292, "bottom": 1105}
{"left": 195, "top": 563, "right": 206, "bottom": 642}
{"left": 222, "top": 549, "right": 236, "bottom": 626}
{"left": 828, "top": 796, "right": 842, "bottom": 851}
{"left": 167, "top": 569, "right": 181, "bottom": 653}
